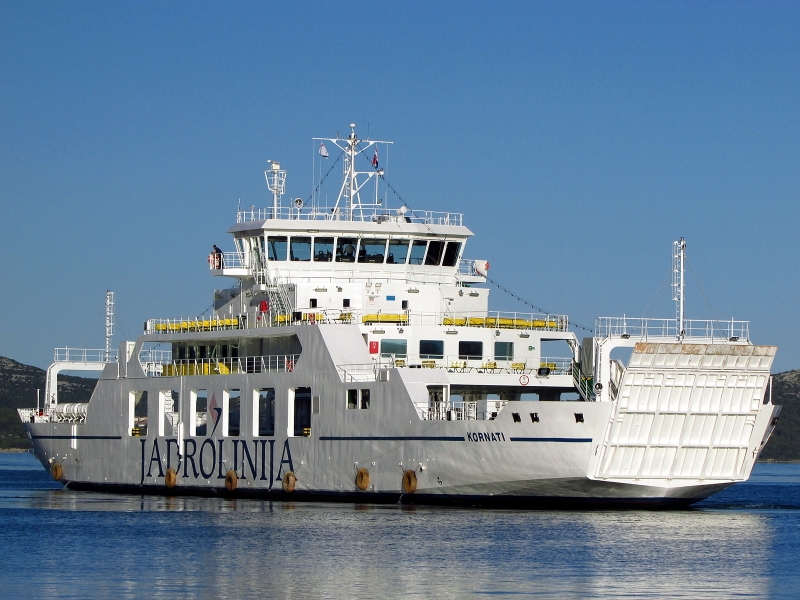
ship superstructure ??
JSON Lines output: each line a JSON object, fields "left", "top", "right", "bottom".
{"left": 19, "top": 125, "right": 781, "bottom": 507}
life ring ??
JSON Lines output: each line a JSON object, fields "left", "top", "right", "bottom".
{"left": 356, "top": 467, "right": 370, "bottom": 491}
{"left": 286, "top": 359, "right": 294, "bottom": 372}
{"left": 309, "top": 313, "right": 316, "bottom": 325}
{"left": 283, "top": 471, "right": 296, "bottom": 492}
{"left": 165, "top": 468, "right": 177, "bottom": 488}
{"left": 225, "top": 469, "right": 238, "bottom": 491}
{"left": 402, "top": 469, "right": 417, "bottom": 493}
{"left": 51, "top": 462, "right": 63, "bottom": 482}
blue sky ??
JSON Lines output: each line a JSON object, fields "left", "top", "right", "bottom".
{"left": 1, "top": 1, "right": 799, "bottom": 372}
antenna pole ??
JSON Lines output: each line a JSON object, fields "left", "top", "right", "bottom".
{"left": 672, "top": 238, "right": 686, "bottom": 340}
{"left": 105, "top": 290, "right": 115, "bottom": 361}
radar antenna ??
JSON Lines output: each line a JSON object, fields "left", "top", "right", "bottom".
{"left": 265, "top": 160, "right": 287, "bottom": 218}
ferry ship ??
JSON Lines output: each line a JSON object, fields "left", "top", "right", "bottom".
{"left": 19, "top": 125, "right": 781, "bottom": 507}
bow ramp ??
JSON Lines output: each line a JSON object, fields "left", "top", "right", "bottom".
{"left": 589, "top": 342, "right": 779, "bottom": 487}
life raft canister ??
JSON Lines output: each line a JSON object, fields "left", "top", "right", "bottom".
{"left": 225, "top": 469, "right": 238, "bottom": 491}
{"left": 283, "top": 471, "right": 296, "bottom": 492}
{"left": 402, "top": 469, "right": 417, "bottom": 493}
{"left": 165, "top": 468, "right": 177, "bottom": 488}
{"left": 51, "top": 462, "right": 63, "bottom": 482}
{"left": 355, "top": 468, "right": 370, "bottom": 491}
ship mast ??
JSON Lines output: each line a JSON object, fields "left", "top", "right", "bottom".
{"left": 314, "top": 123, "right": 392, "bottom": 220}
{"left": 105, "top": 290, "right": 114, "bottom": 362}
{"left": 672, "top": 237, "right": 685, "bottom": 340}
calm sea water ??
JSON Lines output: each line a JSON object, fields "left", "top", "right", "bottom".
{"left": 1, "top": 453, "right": 798, "bottom": 599}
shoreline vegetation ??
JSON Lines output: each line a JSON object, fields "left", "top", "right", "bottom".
{"left": 1, "top": 355, "right": 797, "bottom": 460}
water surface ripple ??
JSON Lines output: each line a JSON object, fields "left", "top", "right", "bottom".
{"left": 1, "top": 453, "right": 798, "bottom": 599}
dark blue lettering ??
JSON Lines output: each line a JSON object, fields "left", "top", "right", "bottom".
{"left": 140, "top": 438, "right": 146, "bottom": 484}
{"left": 277, "top": 440, "right": 294, "bottom": 482}
{"left": 502, "top": 432, "right": 506, "bottom": 441}
{"left": 241, "top": 440, "right": 257, "bottom": 480}
{"left": 490, "top": 433, "right": 497, "bottom": 442}
{"left": 199, "top": 438, "right": 216, "bottom": 479}
{"left": 183, "top": 439, "right": 199, "bottom": 478}
{"left": 165, "top": 438, "right": 180, "bottom": 472}
{"left": 467, "top": 432, "right": 473, "bottom": 441}
{"left": 478, "top": 433, "right": 484, "bottom": 442}
{"left": 147, "top": 439, "right": 164, "bottom": 478}
{"left": 217, "top": 438, "right": 226, "bottom": 479}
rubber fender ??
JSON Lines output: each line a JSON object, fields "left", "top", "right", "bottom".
{"left": 165, "top": 468, "right": 177, "bottom": 488}
{"left": 356, "top": 467, "right": 370, "bottom": 491}
{"left": 283, "top": 471, "right": 296, "bottom": 493}
{"left": 402, "top": 469, "right": 417, "bottom": 493}
{"left": 225, "top": 469, "right": 238, "bottom": 491}
{"left": 51, "top": 462, "right": 63, "bottom": 482}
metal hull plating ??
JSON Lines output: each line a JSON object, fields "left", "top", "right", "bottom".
{"left": 23, "top": 325, "right": 779, "bottom": 508}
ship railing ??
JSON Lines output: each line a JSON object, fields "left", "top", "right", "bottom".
{"left": 208, "top": 252, "right": 244, "bottom": 270}
{"left": 145, "top": 315, "right": 248, "bottom": 334}
{"left": 595, "top": 317, "right": 750, "bottom": 343}
{"left": 19, "top": 403, "right": 90, "bottom": 424}
{"left": 237, "top": 205, "right": 464, "bottom": 227}
{"left": 145, "top": 309, "right": 569, "bottom": 334}
{"left": 54, "top": 347, "right": 119, "bottom": 363}
{"left": 338, "top": 356, "right": 572, "bottom": 381}
{"left": 154, "top": 354, "right": 300, "bottom": 377}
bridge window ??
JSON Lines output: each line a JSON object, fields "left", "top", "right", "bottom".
{"left": 255, "top": 388, "right": 275, "bottom": 436}
{"left": 380, "top": 339, "right": 407, "bottom": 358}
{"left": 358, "top": 238, "right": 387, "bottom": 263}
{"left": 129, "top": 391, "right": 148, "bottom": 437}
{"left": 409, "top": 240, "right": 427, "bottom": 265}
{"left": 420, "top": 340, "right": 444, "bottom": 359}
{"left": 442, "top": 242, "right": 462, "bottom": 267}
{"left": 267, "top": 236, "right": 287, "bottom": 261}
{"left": 290, "top": 237, "right": 311, "bottom": 261}
{"left": 387, "top": 239, "right": 409, "bottom": 264}
{"left": 495, "top": 342, "right": 514, "bottom": 361}
{"left": 336, "top": 237, "right": 357, "bottom": 262}
{"left": 425, "top": 240, "right": 445, "bottom": 266}
{"left": 459, "top": 341, "right": 483, "bottom": 360}
{"left": 193, "top": 389, "right": 207, "bottom": 436}
{"left": 314, "top": 237, "right": 334, "bottom": 262}
{"left": 225, "top": 389, "right": 240, "bottom": 437}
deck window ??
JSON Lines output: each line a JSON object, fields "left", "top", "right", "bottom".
{"left": 420, "top": 340, "right": 444, "bottom": 359}
{"left": 495, "top": 342, "right": 514, "bottom": 361}
{"left": 387, "top": 240, "right": 409, "bottom": 264}
{"left": 314, "top": 237, "right": 334, "bottom": 262}
{"left": 293, "top": 387, "right": 312, "bottom": 436}
{"left": 347, "top": 389, "right": 358, "bottom": 409}
{"left": 225, "top": 389, "right": 240, "bottom": 437}
{"left": 459, "top": 341, "right": 483, "bottom": 360}
{"left": 336, "top": 237, "right": 358, "bottom": 262}
{"left": 255, "top": 389, "right": 275, "bottom": 436}
{"left": 158, "top": 390, "right": 179, "bottom": 437}
{"left": 290, "top": 237, "right": 311, "bottom": 261}
{"left": 193, "top": 389, "right": 207, "bottom": 437}
{"left": 442, "top": 242, "right": 462, "bottom": 267}
{"left": 267, "top": 236, "right": 287, "bottom": 261}
{"left": 409, "top": 240, "right": 427, "bottom": 265}
{"left": 380, "top": 339, "right": 407, "bottom": 358}
{"left": 358, "top": 239, "right": 387, "bottom": 263}
{"left": 425, "top": 240, "right": 445, "bottom": 266}
{"left": 129, "top": 391, "right": 148, "bottom": 437}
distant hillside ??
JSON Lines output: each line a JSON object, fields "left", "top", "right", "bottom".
{"left": 758, "top": 369, "right": 800, "bottom": 461}
{"left": 0, "top": 356, "right": 97, "bottom": 449}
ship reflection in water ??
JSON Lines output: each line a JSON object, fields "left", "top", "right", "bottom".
{"left": 2, "top": 454, "right": 796, "bottom": 598}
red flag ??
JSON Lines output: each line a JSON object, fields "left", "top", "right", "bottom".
{"left": 372, "top": 147, "right": 378, "bottom": 168}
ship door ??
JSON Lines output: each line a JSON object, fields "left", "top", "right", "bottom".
{"left": 293, "top": 387, "right": 312, "bottom": 437}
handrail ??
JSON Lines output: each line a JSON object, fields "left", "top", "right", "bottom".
{"left": 145, "top": 309, "right": 570, "bottom": 334}
{"left": 54, "top": 348, "right": 119, "bottom": 363}
{"left": 595, "top": 317, "right": 750, "bottom": 343}
{"left": 236, "top": 205, "right": 464, "bottom": 227}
